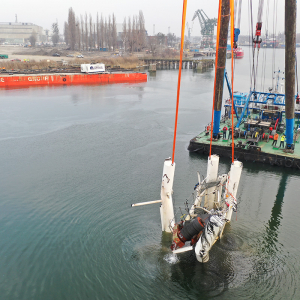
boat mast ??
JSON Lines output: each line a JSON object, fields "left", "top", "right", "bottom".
{"left": 213, "top": 0, "right": 230, "bottom": 138}
{"left": 285, "top": 0, "right": 296, "bottom": 149}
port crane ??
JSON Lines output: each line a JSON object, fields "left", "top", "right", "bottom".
{"left": 192, "top": 9, "right": 217, "bottom": 48}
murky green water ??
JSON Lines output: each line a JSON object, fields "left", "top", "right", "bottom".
{"left": 0, "top": 48, "right": 299, "bottom": 299}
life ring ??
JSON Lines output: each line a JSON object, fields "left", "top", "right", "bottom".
{"left": 275, "top": 159, "right": 283, "bottom": 167}
{"left": 63, "top": 78, "right": 67, "bottom": 82}
{"left": 285, "top": 159, "right": 293, "bottom": 168}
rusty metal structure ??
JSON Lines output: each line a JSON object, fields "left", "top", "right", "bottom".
{"left": 192, "top": 9, "right": 217, "bottom": 48}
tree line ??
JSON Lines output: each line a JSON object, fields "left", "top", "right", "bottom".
{"left": 63, "top": 8, "right": 147, "bottom": 52}
{"left": 29, "top": 7, "right": 179, "bottom": 55}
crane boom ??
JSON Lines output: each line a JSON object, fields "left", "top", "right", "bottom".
{"left": 192, "top": 9, "right": 217, "bottom": 48}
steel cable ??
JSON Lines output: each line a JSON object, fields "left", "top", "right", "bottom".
{"left": 172, "top": 0, "right": 187, "bottom": 164}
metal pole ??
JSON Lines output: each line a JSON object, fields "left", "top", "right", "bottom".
{"left": 285, "top": 0, "right": 296, "bottom": 148}
{"left": 131, "top": 200, "right": 162, "bottom": 207}
{"left": 213, "top": 0, "right": 230, "bottom": 138}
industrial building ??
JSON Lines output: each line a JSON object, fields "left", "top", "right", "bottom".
{"left": 0, "top": 22, "right": 44, "bottom": 44}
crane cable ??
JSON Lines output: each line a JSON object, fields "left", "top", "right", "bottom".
{"left": 247, "top": 1, "right": 252, "bottom": 89}
{"left": 230, "top": 0, "right": 235, "bottom": 162}
{"left": 255, "top": 0, "right": 264, "bottom": 90}
{"left": 209, "top": 0, "right": 223, "bottom": 157}
{"left": 172, "top": 0, "right": 187, "bottom": 164}
{"left": 272, "top": 0, "right": 278, "bottom": 91}
{"left": 234, "top": 0, "right": 238, "bottom": 27}
{"left": 237, "top": 0, "right": 242, "bottom": 29}
{"left": 257, "top": 0, "right": 264, "bottom": 23}
{"left": 261, "top": 0, "right": 270, "bottom": 91}
{"left": 252, "top": 0, "right": 264, "bottom": 91}
{"left": 296, "top": 8, "right": 300, "bottom": 106}
{"left": 249, "top": 0, "right": 254, "bottom": 90}
{"left": 234, "top": 0, "right": 242, "bottom": 30}
{"left": 296, "top": 54, "right": 299, "bottom": 95}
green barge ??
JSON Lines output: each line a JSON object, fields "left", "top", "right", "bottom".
{"left": 188, "top": 92, "right": 300, "bottom": 169}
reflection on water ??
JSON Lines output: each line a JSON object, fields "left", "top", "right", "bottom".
{"left": 165, "top": 152, "right": 300, "bottom": 299}
{"left": 0, "top": 67, "right": 300, "bottom": 299}
{"left": 148, "top": 71, "right": 157, "bottom": 79}
{"left": 263, "top": 173, "right": 287, "bottom": 254}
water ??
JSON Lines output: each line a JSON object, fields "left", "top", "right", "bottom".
{"left": 0, "top": 48, "right": 299, "bottom": 299}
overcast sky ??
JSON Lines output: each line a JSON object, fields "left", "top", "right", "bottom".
{"left": 1, "top": 0, "right": 300, "bottom": 37}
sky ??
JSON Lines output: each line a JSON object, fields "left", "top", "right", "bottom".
{"left": 1, "top": 0, "right": 300, "bottom": 37}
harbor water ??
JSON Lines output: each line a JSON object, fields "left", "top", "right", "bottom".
{"left": 0, "top": 48, "right": 300, "bottom": 299}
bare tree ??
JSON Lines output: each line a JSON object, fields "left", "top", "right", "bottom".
{"left": 132, "top": 16, "right": 137, "bottom": 51}
{"left": 122, "top": 17, "right": 127, "bottom": 52}
{"left": 64, "top": 22, "right": 69, "bottom": 46}
{"left": 76, "top": 18, "right": 81, "bottom": 50}
{"left": 127, "top": 17, "right": 132, "bottom": 52}
{"left": 96, "top": 13, "right": 100, "bottom": 49}
{"left": 89, "top": 14, "right": 93, "bottom": 50}
{"left": 138, "top": 10, "right": 146, "bottom": 51}
{"left": 156, "top": 32, "right": 166, "bottom": 54}
{"left": 80, "top": 15, "right": 85, "bottom": 50}
{"left": 100, "top": 15, "right": 104, "bottom": 50}
{"left": 104, "top": 18, "right": 108, "bottom": 50}
{"left": 167, "top": 33, "right": 176, "bottom": 47}
{"left": 112, "top": 13, "right": 117, "bottom": 51}
{"left": 93, "top": 24, "right": 96, "bottom": 49}
{"left": 120, "top": 11, "right": 147, "bottom": 53}
{"left": 85, "top": 13, "right": 88, "bottom": 51}
{"left": 29, "top": 30, "right": 37, "bottom": 46}
{"left": 148, "top": 35, "right": 158, "bottom": 56}
{"left": 64, "top": 8, "right": 129, "bottom": 52}
{"left": 184, "top": 36, "right": 190, "bottom": 50}
{"left": 107, "top": 15, "right": 111, "bottom": 51}
{"left": 51, "top": 22, "right": 60, "bottom": 46}
{"left": 68, "top": 8, "right": 76, "bottom": 50}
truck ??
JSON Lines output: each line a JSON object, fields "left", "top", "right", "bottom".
{"left": 81, "top": 63, "right": 105, "bottom": 73}
{"left": 0, "top": 54, "right": 8, "bottom": 59}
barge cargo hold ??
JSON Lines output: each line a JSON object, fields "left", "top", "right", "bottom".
{"left": 0, "top": 72, "right": 147, "bottom": 88}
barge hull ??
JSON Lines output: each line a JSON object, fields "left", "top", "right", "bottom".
{"left": 188, "top": 140, "right": 300, "bottom": 169}
{"left": 0, "top": 72, "right": 147, "bottom": 87}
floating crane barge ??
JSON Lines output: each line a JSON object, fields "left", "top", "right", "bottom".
{"left": 188, "top": 91, "right": 300, "bottom": 169}
{"left": 188, "top": 0, "right": 300, "bottom": 169}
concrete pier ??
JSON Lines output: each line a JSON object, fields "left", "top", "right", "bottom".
{"left": 143, "top": 58, "right": 214, "bottom": 71}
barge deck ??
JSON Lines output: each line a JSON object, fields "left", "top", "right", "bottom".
{"left": 188, "top": 117, "right": 300, "bottom": 169}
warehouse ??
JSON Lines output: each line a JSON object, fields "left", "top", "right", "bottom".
{"left": 0, "top": 22, "right": 44, "bottom": 44}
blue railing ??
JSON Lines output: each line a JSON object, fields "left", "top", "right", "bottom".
{"left": 231, "top": 91, "right": 291, "bottom": 128}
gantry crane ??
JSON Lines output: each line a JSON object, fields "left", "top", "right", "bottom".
{"left": 192, "top": 9, "right": 217, "bottom": 48}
